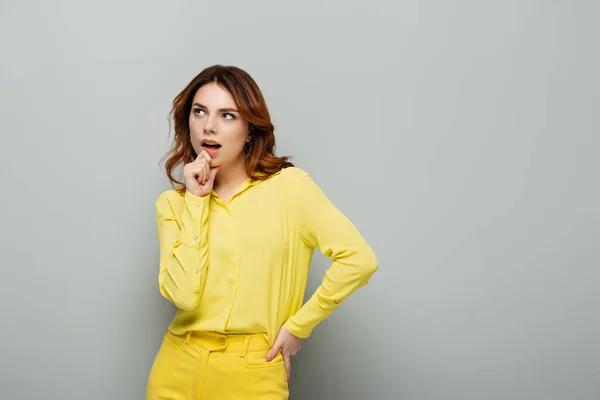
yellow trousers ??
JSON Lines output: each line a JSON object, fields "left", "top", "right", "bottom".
{"left": 146, "top": 330, "right": 289, "bottom": 399}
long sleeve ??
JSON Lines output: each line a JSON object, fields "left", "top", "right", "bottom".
{"left": 283, "top": 170, "right": 378, "bottom": 338}
{"left": 156, "top": 190, "right": 211, "bottom": 311}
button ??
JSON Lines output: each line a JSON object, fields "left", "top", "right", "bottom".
{"left": 193, "top": 235, "right": 199, "bottom": 241}
{"left": 220, "top": 338, "right": 227, "bottom": 345}
{"left": 194, "top": 269, "right": 199, "bottom": 274}
{"left": 195, "top": 204, "right": 200, "bottom": 208}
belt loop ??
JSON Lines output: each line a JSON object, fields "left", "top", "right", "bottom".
{"left": 240, "top": 335, "right": 251, "bottom": 358}
{"left": 185, "top": 331, "right": 192, "bottom": 344}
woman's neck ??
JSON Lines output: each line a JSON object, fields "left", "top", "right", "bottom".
{"left": 213, "top": 161, "right": 249, "bottom": 192}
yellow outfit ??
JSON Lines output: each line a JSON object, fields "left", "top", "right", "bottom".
{"left": 147, "top": 331, "right": 288, "bottom": 399}
{"left": 146, "top": 167, "right": 377, "bottom": 399}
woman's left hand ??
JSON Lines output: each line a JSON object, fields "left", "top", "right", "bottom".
{"left": 266, "top": 325, "right": 302, "bottom": 382}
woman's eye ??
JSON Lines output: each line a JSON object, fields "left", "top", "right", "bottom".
{"left": 193, "top": 108, "right": 204, "bottom": 116}
{"left": 223, "top": 113, "right": 235, "bottom": 120}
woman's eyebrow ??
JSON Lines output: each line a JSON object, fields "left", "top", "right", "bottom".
{"left": 192, "top": 102, "right": 239, "bottom": 112}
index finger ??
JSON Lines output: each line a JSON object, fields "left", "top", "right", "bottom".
{"left": 196, "top": 150, "right": 211, "bottom": 163}
{"left": 283, "top": 353, "right": 291, "bottom": 382}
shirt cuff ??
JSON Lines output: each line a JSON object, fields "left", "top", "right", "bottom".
{"left": 180, "top": 191, "right": 210, "bottom": 248}
{"left": 284, "top": 317, "right": 313, "bottom": 339}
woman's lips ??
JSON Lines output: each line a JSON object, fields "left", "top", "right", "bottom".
{"left": 202, "top": 145, "right": 220, "bottom": 156}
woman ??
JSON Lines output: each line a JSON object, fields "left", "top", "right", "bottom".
{"left": 146, "top": 65, "right": 378, "bottom": 399}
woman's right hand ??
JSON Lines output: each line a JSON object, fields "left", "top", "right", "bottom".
{"left": 183, "top": 150, "right": 220, "bottom": 197}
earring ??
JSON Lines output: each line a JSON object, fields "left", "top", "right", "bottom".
{"left": 245, "top": 138, "right": 252, "bottom": 152}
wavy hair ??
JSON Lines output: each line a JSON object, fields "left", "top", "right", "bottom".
{"left": 163, "top": 65, "right": 293, "bottom": 192}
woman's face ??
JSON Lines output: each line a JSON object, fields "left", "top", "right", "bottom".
{"left": 189, "top": 82, "right": 249, "bottom": 168}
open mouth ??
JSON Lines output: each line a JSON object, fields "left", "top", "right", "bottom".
{"left": 201, "top": 141, "right": 221, "bottom": 149}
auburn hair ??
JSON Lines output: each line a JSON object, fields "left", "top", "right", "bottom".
{"left": 163, "top": 65, "right": 293, "bottom": 193}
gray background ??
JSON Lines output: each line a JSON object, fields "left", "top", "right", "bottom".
{"left": 1, "top": 1, "right": 599, "bottom": 399}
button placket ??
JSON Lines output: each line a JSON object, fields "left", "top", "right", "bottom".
{"left": 219, "top": 207, "right": 242, "bottom": 334}
{"left": 223, "top": 213, "right": 241, "bottom": 334}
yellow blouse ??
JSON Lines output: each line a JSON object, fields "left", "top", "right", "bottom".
{"left": 155, "top": 166, "right": 377, "bottom": 340}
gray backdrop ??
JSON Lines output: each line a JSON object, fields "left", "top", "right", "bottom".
{"left": 1, "top": 1, "right": 598, "bottom": 399}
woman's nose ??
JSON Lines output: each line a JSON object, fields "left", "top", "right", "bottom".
{"left": 203, "top": 115, "right": 217, "bottom": 133}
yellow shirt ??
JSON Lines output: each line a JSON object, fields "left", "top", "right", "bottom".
{"left": 155, "top": 166, "right": 377, "bottom": 340}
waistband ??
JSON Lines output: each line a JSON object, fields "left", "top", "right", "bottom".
{"left": 166, "top": 330, "right": 271, "bottom": 357}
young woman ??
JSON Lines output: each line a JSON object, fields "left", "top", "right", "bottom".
{"left": 146, "top": 65, "right": 378, "bottom": 399}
